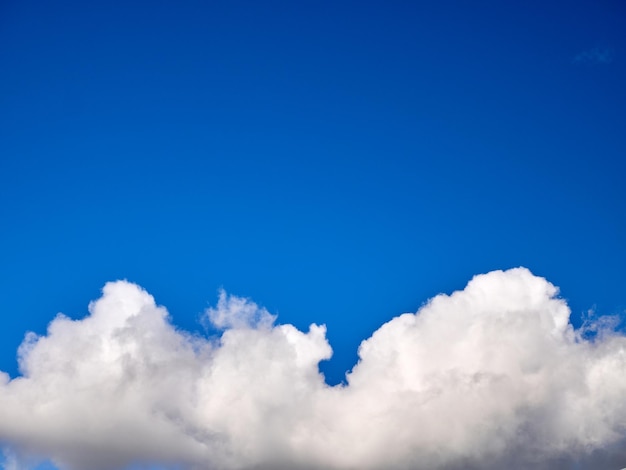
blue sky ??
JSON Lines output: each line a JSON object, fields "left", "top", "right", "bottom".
{"left": 1, "top": 1, "right": 625, "bottom": 468}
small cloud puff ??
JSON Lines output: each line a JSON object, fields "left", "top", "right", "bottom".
{"left": 573, "top": 47, "right": 614, "bottom": 65}
{"left": 1, "top": 268, "right": 626, "bottom": 470}
{"left": 206, "top": 289, "right": 276, "bottom": 330}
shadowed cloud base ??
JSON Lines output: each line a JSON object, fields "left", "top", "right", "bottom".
{"left": 1, "top": 268, "right": 625, "bottom": 470}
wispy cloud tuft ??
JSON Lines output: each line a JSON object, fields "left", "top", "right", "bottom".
{"left": 206, "top": 288, "right": 276, "bottom": 330}
{"left": 1, "top": 268, "right": 626, "bottom": 469}
{"left": 573, "top": 47, "right": 614, "bottom": 65}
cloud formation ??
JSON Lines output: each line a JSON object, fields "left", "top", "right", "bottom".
{"left": 1, "top": 268, "right": 626, "bottom": 469}
{"left": 573, "top": 47, "right": 614, "bottom": 65}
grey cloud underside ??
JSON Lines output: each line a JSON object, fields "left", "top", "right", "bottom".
{"left": 1, "top": 268, "right": 625, "bottom": 470}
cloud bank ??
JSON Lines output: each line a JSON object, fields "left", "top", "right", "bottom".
{"left": 1, "top": 268, "right": 626, "bottom": 470}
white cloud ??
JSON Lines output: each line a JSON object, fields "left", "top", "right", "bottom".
{"left": 1, "top": 268, "right": 625, "bottom": 469}
{"left": 206, "top": 288, "right": 276, "bottom": 330}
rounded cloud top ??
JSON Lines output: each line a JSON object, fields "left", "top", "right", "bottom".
{"left": 1, "top": 268, "right": 625, "bottom": 470}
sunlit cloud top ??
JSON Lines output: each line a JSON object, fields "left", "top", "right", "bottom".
{"left": 2, "top": 268, "right": 626, "bottom": 469}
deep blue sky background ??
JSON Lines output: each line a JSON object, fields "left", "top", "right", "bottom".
{"left": 1, "top": 0, "right": 625, "bottom": 388}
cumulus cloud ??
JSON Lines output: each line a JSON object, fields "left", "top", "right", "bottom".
{"left": 206, "top": 288, "right": 276, "bottom": 330}
{"left": 1, "top": 268, "right": 625, "bottom": 470}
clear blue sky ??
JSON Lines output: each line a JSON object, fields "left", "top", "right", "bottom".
{"left": 1, "top": 0, "right": 625, "bottom": 393}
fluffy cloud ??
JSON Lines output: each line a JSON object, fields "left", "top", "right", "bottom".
{"left": 1, "top": 268, "right": 625, "bottom": 469}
